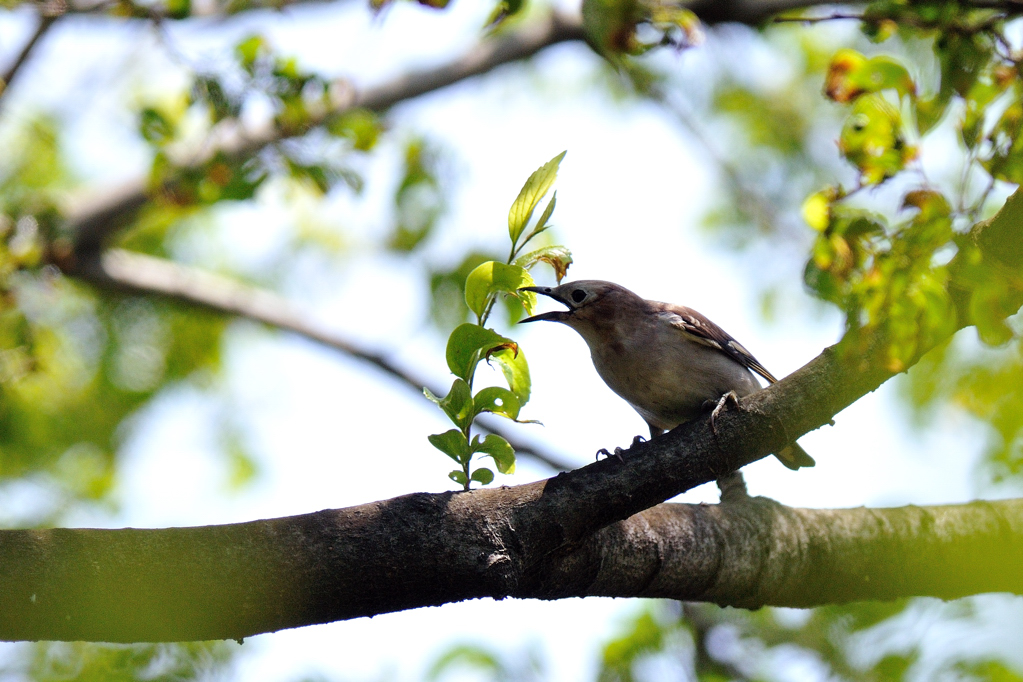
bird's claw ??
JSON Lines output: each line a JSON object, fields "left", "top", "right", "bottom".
{"left": 631, "top": 435, "right": 647, "bottom": 447}
{"left": 709, "top": 391, "right": 741, "bottom": 436}
{"left": 596, "top": 447, "right": 626, "bottom": 462}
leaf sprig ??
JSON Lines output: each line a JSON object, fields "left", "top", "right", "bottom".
{"left": 426, "top": 151, "right": 572, "bottom": 490}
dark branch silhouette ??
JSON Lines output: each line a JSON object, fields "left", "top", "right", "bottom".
{"left": 0, "top": 12, "right": 59, "bottom": 105}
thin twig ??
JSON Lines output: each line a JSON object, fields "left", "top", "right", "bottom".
{"left": 68, "top": 249, "right": 577, "bottom": 472}
{"left": 0, "top": 13, "right": 59, "bottom": 104}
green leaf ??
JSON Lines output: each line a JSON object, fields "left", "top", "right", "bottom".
{"left": 446, "top": 323, "right": 516, "bottom": 384}
{"left": 473, "top": 386, "right": 520, "bottom": 420}
{"left": 982, "top": 100, "right": 1023, "bottom": 184}
{"left": 508, "top": 151, "right": 566, "bottom": 249}
{"left": 464, "top": 261, "right": 536, "bottom": 320}
{"left": 428, "top": 429, "right": 471, "bottom": 464}
{"left": 802, "top": 190, "right": 833, "bottom": 232}
{"left": 326, "top": 109, "right": 382, "bottom": 151}
{"left": 838, "top": 94, "right": 914, "bottom": 185}
{"left": 513, "top": 245, "right": 573, "bottom": 283}
{"left": 471, "top": 434, "right": 515, "bottom": 474}
{"left": 519, "top": 191, "right": 556, "bottom": 246}
{"left": 424, "top": 379, "right": 474, "bottom": 430}
{"left": 490, "top": 344, "right": 531, "bottom": 405}
{"left": 139, "top": 107, "right": 175, "bottom": 145}
{"left": 484, "top": 0, "right": 524, "bottom": 29}
{"left": 166, "top": 0, "right": 191, "bottom": 19}
{"left": 648, "top": 5, "right": 702, "bottom": 47}
{"left": 235, "top": 35, "right": 267, "bottom": 71}
{"left": 824, "top": 49, "right": 915, "bottom": 103}
{"left": 470, "top": 467, "right": 495, "bottom": 485}
{"left": 448, "top": 470, "right": 468, "bottom": 486}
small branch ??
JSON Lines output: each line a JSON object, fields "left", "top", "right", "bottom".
{"left": 67, "top": 249, "right": 577, "bottom": 472}
{"left": 0, "top": 13, "right": 60, "bottom": 104}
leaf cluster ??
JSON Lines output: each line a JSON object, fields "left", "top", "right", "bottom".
{"left": 138, "top": 34, "right": 385, "bottom": 214}
{"left": 801, "top": 2, "right": 1023, "bottom": 371}
{"left": 425, "top": 152, "right": 572, "bottom": 489}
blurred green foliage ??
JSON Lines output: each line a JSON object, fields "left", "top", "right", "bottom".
{"left": 427, "top": 641, "right": 546, "bottom": 682}
{"left": 1, "top": 641, "right": 236, "bottom": 681}
{"left": 583, "top": 599, "right": 1023, "bottom": 682}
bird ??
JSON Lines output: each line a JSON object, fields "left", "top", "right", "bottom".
{"left": 518, "top": 280, "right": 815, "bottom": 470}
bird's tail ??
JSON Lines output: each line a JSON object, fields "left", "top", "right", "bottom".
{"left": 775, "top": 442, "right": 815, "bottom": 470}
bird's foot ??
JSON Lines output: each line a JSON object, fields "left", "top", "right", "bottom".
{"left": 596, "top": 435, "right": 647, "bottom": 461}
{"left": 708, "top": 391, "right": 741, "bottom": 435}
{"left": 596, "top": 447, "right": 626, "bottom": 462}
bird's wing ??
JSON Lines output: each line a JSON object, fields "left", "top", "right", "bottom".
{"left": 657, "top": 304, "right": 779, "bottom": 384}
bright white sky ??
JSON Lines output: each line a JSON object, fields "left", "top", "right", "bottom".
{"left": 0, "top": 1, "right": 1018, "bottom": 680}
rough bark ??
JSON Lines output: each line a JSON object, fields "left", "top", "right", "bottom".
{"left": 4, "top": 494, "right": 1022, "bottom": 642}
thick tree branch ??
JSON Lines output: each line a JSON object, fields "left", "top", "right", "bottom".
{"left": 546, "top": 496, "right": 1023, "bottom": 607}
{"left": 69, "top": 249, "right": 576, "bottom": 472}
{"left": 3, "top": 494, "right": 1022, "bottom": 642}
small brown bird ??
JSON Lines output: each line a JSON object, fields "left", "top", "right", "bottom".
{"left": 519, "top": 280, "right": 814, "bottom": 470}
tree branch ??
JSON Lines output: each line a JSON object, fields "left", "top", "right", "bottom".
{"left": 686, "top": 0, "right": 840, "bottom": 25}
{"left": 65, "top": 11, "right": 588, "bottom": 257}
{"left": 0, "top": 12, "right": 59, "bottom": 104}
{"left": 68, "top": 248, "right": 577, "bottom": 472}
{"left": 63, "top": 0, "right": 851, "bottom": 257}
{"left": 4, "top": 493, "right": 1022, "bottom": 642}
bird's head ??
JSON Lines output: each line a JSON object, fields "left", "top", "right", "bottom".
{"left": 518, "top": 280, "right": 642, "bottom": 328}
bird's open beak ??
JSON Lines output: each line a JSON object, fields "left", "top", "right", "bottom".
{"left": 518, "top": 286, "right": 573, "bottom": 324}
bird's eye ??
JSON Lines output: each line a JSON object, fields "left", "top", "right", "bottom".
{"left": 571, "top": 289, "right": 586, "bottom": 303}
